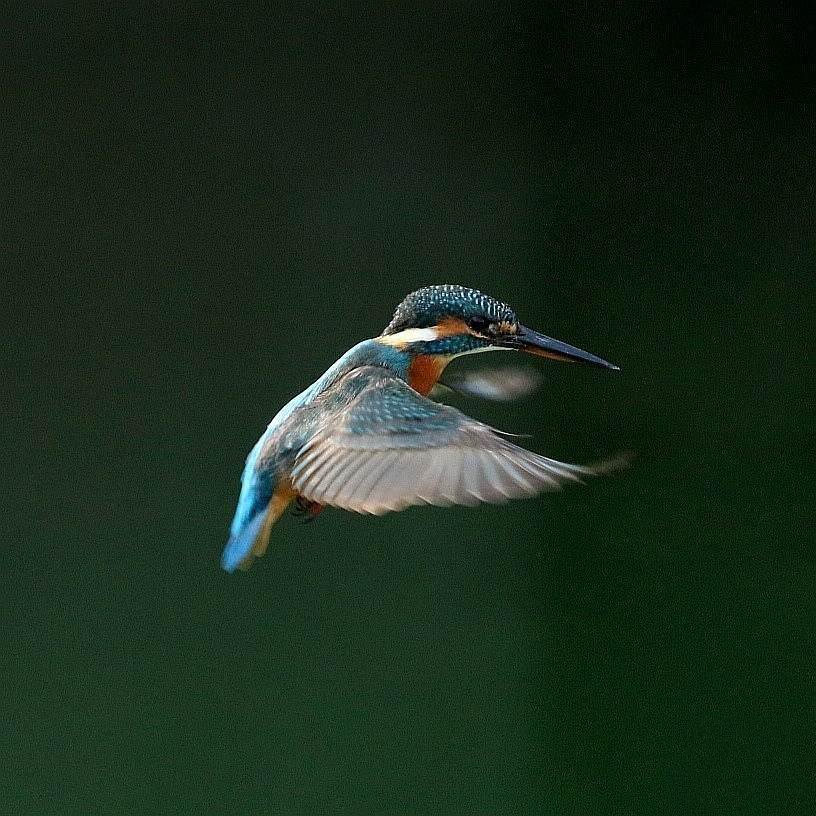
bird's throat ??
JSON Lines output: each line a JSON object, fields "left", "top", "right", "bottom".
{"left": 407, "top": 354, "right": 452, "bottom": 396}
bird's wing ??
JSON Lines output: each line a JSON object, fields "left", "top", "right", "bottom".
{"left": 434, "top": 365, "right": 543, "bottom": 402}
{"left": 290, "top": 369, "right": 620, "bottom": 515}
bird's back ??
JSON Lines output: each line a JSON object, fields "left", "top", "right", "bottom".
{"left": 223, "top": 342, "right": 404, "bottom": 570}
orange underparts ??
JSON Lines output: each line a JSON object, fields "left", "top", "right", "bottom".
{"left": 248, "top": 481, "right": 296, "bottom": 563}
{"left": 408, "top": 354, "right": 451, "bottom": 396}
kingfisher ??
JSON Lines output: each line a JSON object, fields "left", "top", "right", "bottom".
{"left": 222, "top": 285, "right": 623, "bottom": 572}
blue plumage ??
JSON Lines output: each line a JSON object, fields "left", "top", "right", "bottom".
{"left": 383, "top": 284, "right": 517, "bottom": 334}
{"left": 222, "top": 506, "right": 269, "bottom": 572}
{"left": 221, "top": 435, "right": 273, "bottom": 572}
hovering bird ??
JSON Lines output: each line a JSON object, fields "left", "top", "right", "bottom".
{"left": 222, "top": 285, "right": 622, "bottom": 572}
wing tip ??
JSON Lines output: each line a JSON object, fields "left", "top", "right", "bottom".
{"left": 586, "top": 449, "right": 637, "bottom": 476}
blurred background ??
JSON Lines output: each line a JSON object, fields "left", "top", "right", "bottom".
{"left": 4, "top": 2, "right": 814, "bottom": 814}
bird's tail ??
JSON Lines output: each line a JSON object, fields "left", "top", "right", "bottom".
{"left": 221, "top": 483, "right": 295, "bottom": 573}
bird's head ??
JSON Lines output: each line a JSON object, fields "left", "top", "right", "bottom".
{"left": 378, "top": 284, "right": 619, "bottom": 369}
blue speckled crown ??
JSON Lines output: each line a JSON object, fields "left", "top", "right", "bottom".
{"left": 383, "top": 285, "right": 517, "bottom": 335}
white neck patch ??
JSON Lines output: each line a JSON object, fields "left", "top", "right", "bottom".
{"left": 376, "top": 327, "right": 441, "bottom": 347}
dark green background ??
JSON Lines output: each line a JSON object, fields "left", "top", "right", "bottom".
{"left": 5, "top": 3, "right": 814, "bottom": 814}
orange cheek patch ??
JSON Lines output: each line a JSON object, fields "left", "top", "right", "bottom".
{"left": 435, "top": 317, "right": 470, "bottom": 337}
{"left": 408, "top": 354, "right": 450, "bottom": 395}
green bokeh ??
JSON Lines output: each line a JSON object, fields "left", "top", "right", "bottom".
{"left": 5, "top": 4, "right": 814, "bottom": 814}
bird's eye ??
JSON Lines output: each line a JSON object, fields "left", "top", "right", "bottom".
{"left": 468, "top": 316, "right": 494, "bottom": 336}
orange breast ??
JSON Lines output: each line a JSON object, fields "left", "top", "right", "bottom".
{"left": 408, "top": 354, "right": 449, "bottom": 396}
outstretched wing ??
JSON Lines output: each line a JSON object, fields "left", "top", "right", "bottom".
{"left": 290, "top": 368, "right": 620, "bottom": 515}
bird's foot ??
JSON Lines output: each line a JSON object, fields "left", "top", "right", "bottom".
{"left": 291, "top": 496, "right": 324, "bottom": 523}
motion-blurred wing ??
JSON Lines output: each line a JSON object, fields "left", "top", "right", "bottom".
{"left": 290, "top": 370, "right": 617, "bottom": 515}
{"left": 437, "top": 365, "right": 543, "bottom": 402}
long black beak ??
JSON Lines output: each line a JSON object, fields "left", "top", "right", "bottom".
{"left": 500, "top": 324, "right": 619, "bottom": 371}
